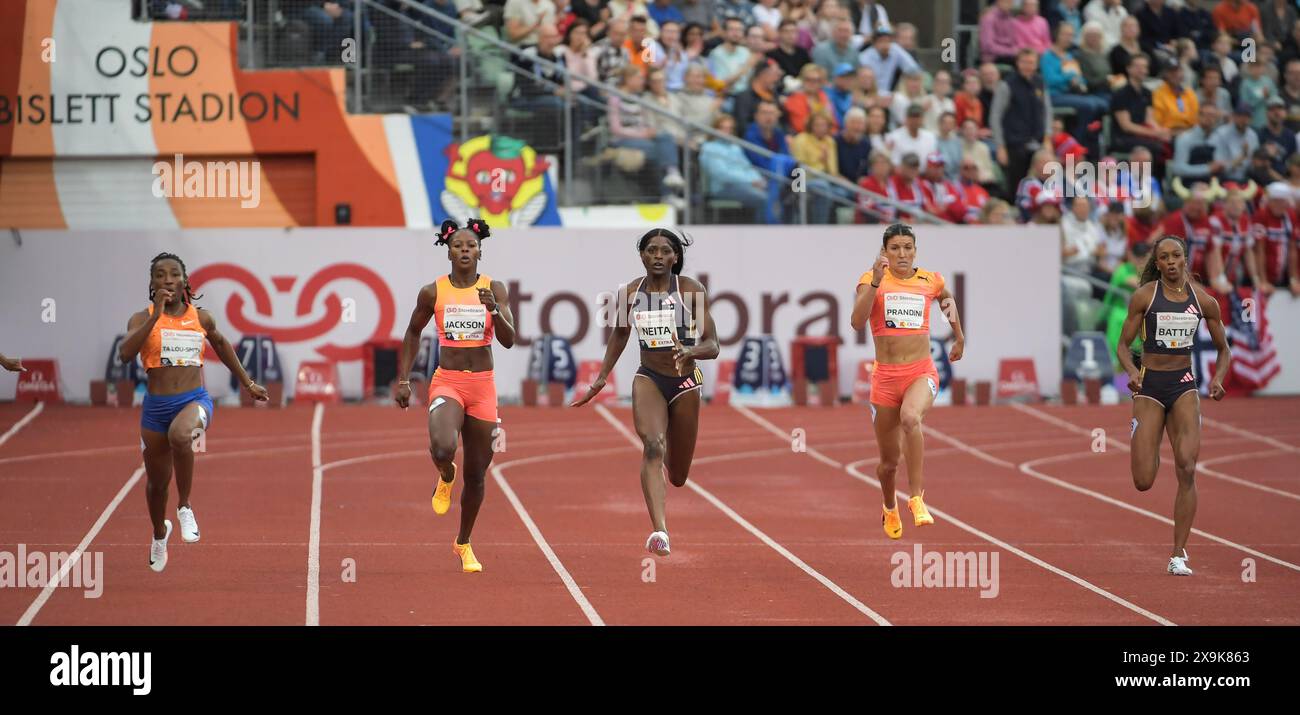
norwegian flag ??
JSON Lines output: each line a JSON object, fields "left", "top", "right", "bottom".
{"left": 1196, "top": 288, "right": 1280, "bottom": 394}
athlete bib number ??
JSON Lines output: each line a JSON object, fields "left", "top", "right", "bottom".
{"left": 883, "top": 292, "right": 926, "bottom": 330}
{"left": 160, "top": 329, "right": 204, "bottom": 366}
{"left": 634, "top": 309, "right": 676, "bottom": 349}
{"left": 1154, "top": 312, "right": 1199, "bottom": 349}
{"left": 444, "top": 304, "right": 488, "bottom": 342}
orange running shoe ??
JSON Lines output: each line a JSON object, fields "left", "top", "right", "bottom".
{"left": 882, "top": 505, "right": 903, "bottom": 539}
{"left": 432, "top": 463, "right": 456, "bottom": 515}
{"left": 908, "top": 491, "right": 935, "bottom": 526}
{"left": 453, "top": 541, "right": 483, "bottom": 573}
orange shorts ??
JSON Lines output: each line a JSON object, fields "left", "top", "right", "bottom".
{"left": 869, "top": 357, "right": 939, "bottom": 408}
{"left": 428, "top": 368, "right": 499, "bottom": 422}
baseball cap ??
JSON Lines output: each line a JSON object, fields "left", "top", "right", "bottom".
{"left": 906, "top": 103, "right": 924, "bottom": 117}
{"left": 925, "top": 152, "right": 946, "bottom": 167}
{"left": 834, "top": 62, "right": 856, "bottom": 77}
{"left": 1266, "top": 96, "right": 1286, "bottom": 109}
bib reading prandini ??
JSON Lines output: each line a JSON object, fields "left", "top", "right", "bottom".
{"left": 634, "top": 309, "right": 677, "bottom": 349}
{"left": 883, "top": 292, "right": 927, "bottom": 330}
{"left": 159, "top": 329, "right": 205, "bottom": 366}
{"left": 1154, "top": 312, "right": 1199, "bottom": 349}
{"left": 443, "top": 304, "right": 488, "bottom": 342}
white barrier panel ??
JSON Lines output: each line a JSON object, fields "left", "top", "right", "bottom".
{"left": 0, "top": 226, "right": 1062, "bottom": 402}
{"left": 1258, "top": 293, "right": 1300, "bottom": 396}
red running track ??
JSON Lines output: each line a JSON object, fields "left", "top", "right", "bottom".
{"left": 1, "top": 397, "right": 1297, "bottom": 626}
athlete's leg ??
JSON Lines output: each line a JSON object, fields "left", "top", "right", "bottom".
{"left": 1130, "top": 397, "right": 1166, "bottom": 492}
{"left": 632, "top": 375, "right": 671, "bottom": 532}
{"left": 165, "top": 402, "right": 207, "bottom": 509}
{"left": 455, "top": 415, "right": 498, "bottom": 545}
{"left": 898, "top": 377, "right": 938, "bottom": 496}
{"left": 663, "top": 388, "right": 702, "bottom": 488}
{"left": 427, "top": 395, "right": 466, "bottom": 484}
{"left": 1164, "top": 391, "right": 1201, "bottom": 558}
{"left": 141, "top": 429, "right": 173, "bottom": 540}
{"left": 871, "top": 404, "right": 903, "bottom": 509}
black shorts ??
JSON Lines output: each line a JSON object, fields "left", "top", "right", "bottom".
{"left": 1135, "top": 367, "right": 1198, "bottom": 412}
{"left": 635, "top": 364, "right": 704, "bottom": 404}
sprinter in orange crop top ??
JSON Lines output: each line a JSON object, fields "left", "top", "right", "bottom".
{"left": 850, "top": 223, "right": 966, "bottom": 541}
{"left": 118, "top": 252, "right": 270, "bottom": 573}
{"left": 395, "top": 218, "right": 516, "bottom": 573}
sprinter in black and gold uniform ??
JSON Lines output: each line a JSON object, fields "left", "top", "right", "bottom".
{"left": 572, "top": 228, "right": 719, "bottom": 558}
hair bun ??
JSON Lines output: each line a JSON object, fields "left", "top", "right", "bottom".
{"left": 436, "top": 219, "right": 459, "bottom": 245}
{"left": 466, "top": 217, "right": 491, "bottom": 239}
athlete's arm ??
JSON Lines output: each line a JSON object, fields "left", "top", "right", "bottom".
{"left": 676, "top": 277, "right": 719, "bottom": 371}
{"left": 118, "top": 289, "right": 171, "bottom": 362}
{"left": 1195, "top": 284, "right": 1231, "bottom": 401}
{"left": 937, "top": 284, "right": 965, "bottom": 362}
{"left": 0, "top": 353, "right": 25, "bottom": 372}
{"left": 199, "top": 309, "right": 268, "bottom": 401}
{"left": 395, "top": 283, "right": 437, "bottom": 409}
{"left": 571, "top": 281, "right": 634, "bottom": 408}
{"left": 850, "top": 254, "right": 890, "bottom": 333}
{"left": 1116, "top": 282, "right": 1153, "bottom": 392}
{"left": 482, "top": 280, "right": 516, "bottom": 349}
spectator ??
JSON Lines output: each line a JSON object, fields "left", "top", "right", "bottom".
{"left": 679, "top": 0, "right": 711, "bottom": 30}
{"left": 838, "top": 107, "right": 873, "bottom": 183}
{"left": 981, "top": 198, "right": 1015, "bottom": 224}
{"left": 1084, "top": 0, "right": 1128, "bottom": 50}
{"left": 1014, "top": 0, "right": 1053, "bottom": 55}
{"left": 1061, "top": 196, "right": 1106, "bottom": 303}
{"left": 1108, "top": 16, "right": 1143, "bottom": 78}
{"left": 924, "top": 71, "right": 957, "bottom": 134}
{"left": 960, "top": 117, "right": 997, "bottom": 186}
{"left": 858, "top": 26, "right": 919, "bottom": 93}
{"left": 1213, "top": 102, "right": 1261, "bottom": 183}
{"left": 1170, "top": 104, "right": 1226, "bottom": 184}
{"left": 1207, "top": 183, "right": 1265, "bottom": 293}
{"left": 1263, "top": 0, "right": 1299, "bottom": 51}
{"left": 813, "top": 18, "right": 862, "bottom": 77}
{"left": 592, "top": 17, "right": 633, "bottom": 83}
{"left": 954, "top": 70, "right": 986, "bottom": 133}
{"left": 1248, "top": 147, "right": 1283, "bottom": 185}
{"left": 1252, "top": 181, "right": 1300, "bottom": 291}
{"left": 291, "top": 1, "right": 354, "bottom": 63}
{"left": 645, "top": 68, "right": 686, "bottom": 144}
{"left": 1239, "top": 57, "right": 1280, "bottom": 126}
{"left": 936, "top": 112, "right": 962, "bottom": 180}
{"left": 790, "top": 111, "right": 839, "bottom": 223}
{"left": 371, "top": 0, "right": 458, "bottom": 109}
{"left": 1097, "top": 200, "right": 1130, "bottom": 274}
{"left": 752, "top": 0, "right": 783, "bottom": 41}
{"left": 826, "top": 63, "right": 858, "bottom": 126}
{"left": 1110, "top": 53, "right": 1171, "bottom": 156}
{"left": 1178, "top": 0, "right": 1217, "bottom": 49}
{"left": 856, "top": 150, "right": 896, "bottom": 223}
{"left": 1162, "top": 181, "right": 1218, "bottom": 277}
{"left": 894, "top": 22, "right": 918, "bottom": 55}
{"left": 710, "top": 0, "right": 756, "bottom": 38}
{"left": 1213, "top": 0, "right": 1262, "bottom": 39}
{"left": 1174, "top": 38, "right": 1199, "bottom": 90}
{"left": 1197, "top": 65, "right": 1233, "bottom": 118}
{"left": 514, "top": 24, "right": 569, "bottom": 112}
{"left": 1208, "top": 32, "right": 1240, "bottom": 85}
{"left": 1151, "top": 53, "right": 1199, "bottom": 134}
{"left": 854, "top": 66, "right": 890, "bottom": 111}
{"left": 1015, "top": 150, "right": 1056, "bottom": 219}
{"left": 733, "top": 58, "right": 783, "bottom": 135}
{"left": 785, "top": 0, "right": 816, "bottom": 49}
{"left": 991, "top": 49, "right": 1054, "bottom": 198}
{"left": 1031, "top": 191, "right": 1064, "bottom": 224}
{"left": 1120, "top": 145, "right": 1164, "bottom": 210}
{"left": 562, "top": 20, "right": 599, "bottom": 93}
{"left": 607, "top": 65, "right": 686, "bottom": 197}
{"left": 889, "top": 71, "right": 929, "bottom": 127}
{"left": 1076, "top": 21, "right": 1114, "bottom": 94}
{"left": 981, "top": 0, "right": 1020, "bottom": 64}
{"left": 885, "top": 102, "right": 938, "bottom": 166}
{"left": 888, "top": 152, "right": 927, "bottom": 220}
{"left": 744, "top": 100, "right": 795, "bottom": 222}
{"left": 1053, "top": 0, "right": 1085, "bottom": 39}
{"left": 957, "top": 157, "right": 991, "bottom": 223}
{"left": 1135, "top": 0, "right": 1180, "bottom": 56}
{"left": 851, "top": 0, "right": 893, "bottom": 41}
{"left": 813, "top": 0, "right": 849, "bottom": 44}
{"left": 919, "top": 153, "right": 967, "bottom": 223}
{"left": 626, "top": 16, "right": 664, "bottom": 74}
{"left": 744, "top": 22, "right": 774, "bottom": 59}
{"left": 1289, "top": 153, "right": 1300, "bottom": 197}
{"left": 609, "top": 0, "right": 659, "bottom": 36}
{"left": 571, "top": 0, "right": 610, "bottom": 38}
{"left": 768, "top": 20, "right": 813, "bottom": 78}
{"left": 785, "top": 63, "right": 840, "bottom": 133}
{"left": 1280, "top": 59, "right": 1300, "bottom": 129}
{"left": 1042, "top": 22, "right": 1110, "bottom": 150}
{"left": 674, "top": 63, "right": 726, "bottom": 144}
{"left": 1258, "top": 97, "right": 1297, "bottom": 175}
{"left": 659, "top": 22, "right": 691, "bottom": 90}
{"left": 504, "top": 0, "right": 558, "bottom": 45}
{"left": 700, "top": 114, "right": 769, "bottom": 221}
{"left": 1282, "top": 20, "right": 1300, "bottom": 68}
{"left": 647, "top": 0, "right": 684, "bottom": 29}
{"left": 977, "top": 62, "right": 1002, "bottom": 122}
{"left": 709, "top": 17, "right": 758, "bottom": 96}
{"left": 1102, "top": 241, "right": 1149, "bottom": 359}
{"left": 865, "top": 105, "right": 890, "bottom": 155}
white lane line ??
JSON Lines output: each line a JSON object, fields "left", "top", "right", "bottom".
{"left": 17, "top": 465, "right": 145, "bottom": 626}
{"left": 305, "top": 402, "right": 324, "bottom": 627}
{"left": 1018, "top": 452, "right": 1300, "bottom": 574}
{"left": 732, "top": 405, "right": 1175, "bottom": 626}
{"left": 1202, "top": 416, "right": 1300, "bottom": 454}
{"left": 0, "top": 401, "right": 44, "bottom": 449}
{"left": 594, "top": 404, "right": 891, "bottom": 626}
{"left": 1009, "top": 402, "right": 1300, "bottom": 502}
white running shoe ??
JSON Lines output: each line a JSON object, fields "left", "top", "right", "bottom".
{"left": 645, "top": 530, "right": 670, "bottom": 557}
{"left": 150, "top": 520, "right": 173, "bottom": 573}
{"left": 177, "top": 505, "right": 200, "bottom": 543}
{"left": 1168, "top": 549, "right": 1193, "bottom": 576}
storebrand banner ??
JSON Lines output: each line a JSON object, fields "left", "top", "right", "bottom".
{"left": 0, "top": 227, "right": 1064, "bottom": 401}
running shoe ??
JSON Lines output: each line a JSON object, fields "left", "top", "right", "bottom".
{"left": 432, "top": 463, "right": 456, "bottom": 515}
{"left": 882, "top": 505, "right": 902, "bottom": 540}
{"left": 453, "top": 541, "right": 483, "bottom": 573}
{"left": 908, "top": 491, "right": 935, "bottom": 527}
{"left": 646, "top": 530, "right": 670, "bottom": 557}
{"left": 177, "top": 505, "right": 200, "bottom": 543}
{"left": 149, "top": 520, "right": 173, "bottom": 573}
{"left": 1168, "top": 549, "right": 1193, "bottom": 576}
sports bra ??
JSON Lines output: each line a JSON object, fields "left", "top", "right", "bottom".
{"left": 858, "top": 267, "right": 945, "bottom": 337}
{"left": 630, "top": 274, "right": 697, "bottom": 352}
{"left": 1142, "top": 280, "right": 1202, "bottom": 356}
{"left": 434, "top": 274, "right": 496, "bottom": 348}
{"left": 141, "top": 303, "right": 207, "bottom": 369}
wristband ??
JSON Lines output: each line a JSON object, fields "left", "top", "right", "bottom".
{"left": 398, "top": 380, "right": 411, "bottom": 386}
{"left": 870, "top": 281, "right": 881, "bottom": 288}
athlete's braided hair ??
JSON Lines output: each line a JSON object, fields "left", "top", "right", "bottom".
{"left": 637, "top": 228, "right": 693, "bottom": 275}
{"left": 436, "top": 217, "right": 491, "bottom": 246}
{"left": 149, "top": 252, "right": 201, "bottom": 304}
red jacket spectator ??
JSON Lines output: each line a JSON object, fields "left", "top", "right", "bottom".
{"left": 1252, "top": 203, "right": 1298, "bottom": 286}
{"left": 1208, "top": 210, "right": 1255, "bottom": 287}
{"left": 856, "top": 175, "right": 897, "bottom": 224}
{"left": 920, "top": 153, "right": 966, "bottom": 223}
{"left": 1162, "top": 204, "right": 1217, "bottom": 278}
{"left": 959, "top": 180, "right": 990, "bottom": 224}
{"left": 1127, "top": 213, "right": 1162, "bottom": 248}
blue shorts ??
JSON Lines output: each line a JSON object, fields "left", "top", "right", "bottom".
{"left": 141, "top": 386, "right": 214, "bottom": 434}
